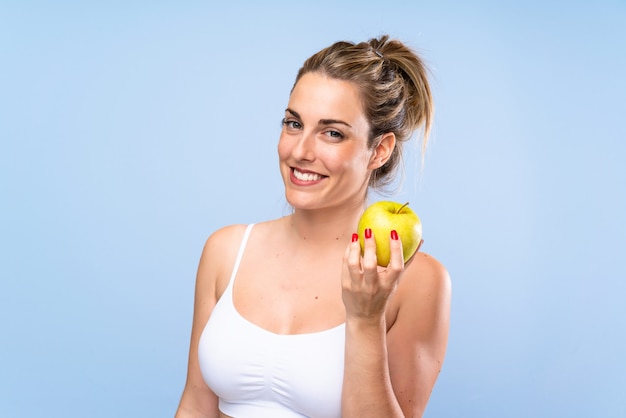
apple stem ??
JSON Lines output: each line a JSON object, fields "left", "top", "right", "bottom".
{"left": 396, "top": 202, "right": 410, "bottom": 214}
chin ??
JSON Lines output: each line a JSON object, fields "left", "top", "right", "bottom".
{"left": 284, "top": 195, "right": 315, "bottom": 210}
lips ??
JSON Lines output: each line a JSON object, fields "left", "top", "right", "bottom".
{"left": 291, "top": 167, "right": 327, "bottom": 184}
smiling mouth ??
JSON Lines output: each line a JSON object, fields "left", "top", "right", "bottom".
{"left": 292, "top": 168, "right": 326, "bottom": 182}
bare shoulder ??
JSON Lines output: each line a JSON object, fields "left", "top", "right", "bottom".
{"left": 198, "top": 224, "right": 250, "bottom": 299}
{"left": 202, "top": 219, "right": 283, "bottom": 269}
{"left": 405, "top": 251, "right": 451, "bottom": 293}
{"left": 392, "top": 251, "right": 452, "bottom": 336}
{"left": 203, "top": 224, "right": 250, "bottom": 256}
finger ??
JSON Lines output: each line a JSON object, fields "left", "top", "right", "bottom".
{"left": 348, "top": 233, "right": 363, "bottom": 271}
{"left": 343, "top": 233, "right": 362, "bottom": 287}
{"left": 386, "top": 229, "right": 405, "bottom": 278}
{"left": 361, "top": 228, "right": 378, "bottom": 273}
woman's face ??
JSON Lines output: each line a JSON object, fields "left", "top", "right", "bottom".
{"left": 278, "top": 72, "right": 376, "bottom": 212}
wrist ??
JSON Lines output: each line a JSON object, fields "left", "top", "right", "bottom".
{"left": 345, "top": 313, "right": 387, "bottom": 335}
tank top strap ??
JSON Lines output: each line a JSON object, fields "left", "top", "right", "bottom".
{"left": 225, "top": 224, "right": 255, "bottom": 292}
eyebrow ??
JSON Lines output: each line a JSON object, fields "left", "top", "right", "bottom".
{"left": 285, "top": 108, "right": 353, "bottom": 128}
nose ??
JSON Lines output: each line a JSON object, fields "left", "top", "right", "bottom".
{"left": 292, "top": 131, "right": 315, "bottom": 162}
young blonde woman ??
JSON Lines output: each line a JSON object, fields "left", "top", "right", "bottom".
{"left": 176, "top": 35, "right": 451, "bottom": 418}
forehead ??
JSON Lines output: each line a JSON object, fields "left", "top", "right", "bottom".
{"left": 289, "top": 72, "right": 367, "bottom": 125}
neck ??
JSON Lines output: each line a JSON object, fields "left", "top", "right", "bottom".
{"left": 287, "top": 200, "right": 366, "bottom": 244}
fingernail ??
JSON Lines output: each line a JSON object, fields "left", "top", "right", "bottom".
{"left": 365, "top": 228, "right": 372, "bottom": 239}
{"left": 391, "top": 230, "right": 398, "bottom": 240}
{"left": 352, "top": 233, "right": 359, "bottom": 242}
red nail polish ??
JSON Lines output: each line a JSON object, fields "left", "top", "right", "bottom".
{"left": 352, "top": 233, "right": 359, "bottom": 242}
{"left": 365, "top": 228, "right": 372, "bottom": 239}
{"left": 391, "top": 230, "right": 398, "bottom": 240}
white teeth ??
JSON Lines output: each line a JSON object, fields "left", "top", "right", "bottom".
{"left": 293, "top": 169, "right": 323, "bottom": 181}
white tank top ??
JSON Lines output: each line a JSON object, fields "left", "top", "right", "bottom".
{"left": 198, "top": 224, "right": 345, "bottom": 418}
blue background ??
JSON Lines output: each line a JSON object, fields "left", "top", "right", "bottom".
{"left": 1, "top": 1, "right": 625, "bottom": 417}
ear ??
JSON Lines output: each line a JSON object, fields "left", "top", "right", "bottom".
{"left": 368, "top": 132, "right": 396, "bottom": 169}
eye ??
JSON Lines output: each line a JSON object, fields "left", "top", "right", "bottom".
{"left": 324, "top": 129, "right": 345, "bottom": 140}
{"left": 282, "top": 118, "right": 302, "bottom": 130}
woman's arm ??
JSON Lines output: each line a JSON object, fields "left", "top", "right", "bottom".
{"left": 341, "top": 230, "right": 451, "bottom": 417}
{"left": 175, "top": 226, "right": 246, "bottom": 418}
{"left": 387, "top": 252, "right": 451, "bottom": 417}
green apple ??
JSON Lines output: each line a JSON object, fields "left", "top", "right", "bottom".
{"left": 357, "top": 201, "right": 422, "bottom": 267}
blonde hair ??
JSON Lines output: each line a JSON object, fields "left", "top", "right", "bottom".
{"left": 293, "top": 35, "right": 433, "bottom": 190}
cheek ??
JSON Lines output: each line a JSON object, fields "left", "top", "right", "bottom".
{"left": 324, "top": 148, "right": 371, "bottom": 176}
{"left": 343, "top": 147, "right": 375, "bottom": 172}
{"left": 277, "top": 134, "right": 290, "bottom": 161}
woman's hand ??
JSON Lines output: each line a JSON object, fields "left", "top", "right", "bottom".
{"left": 342, "top": 228, "right": 421, "bottom": 321}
